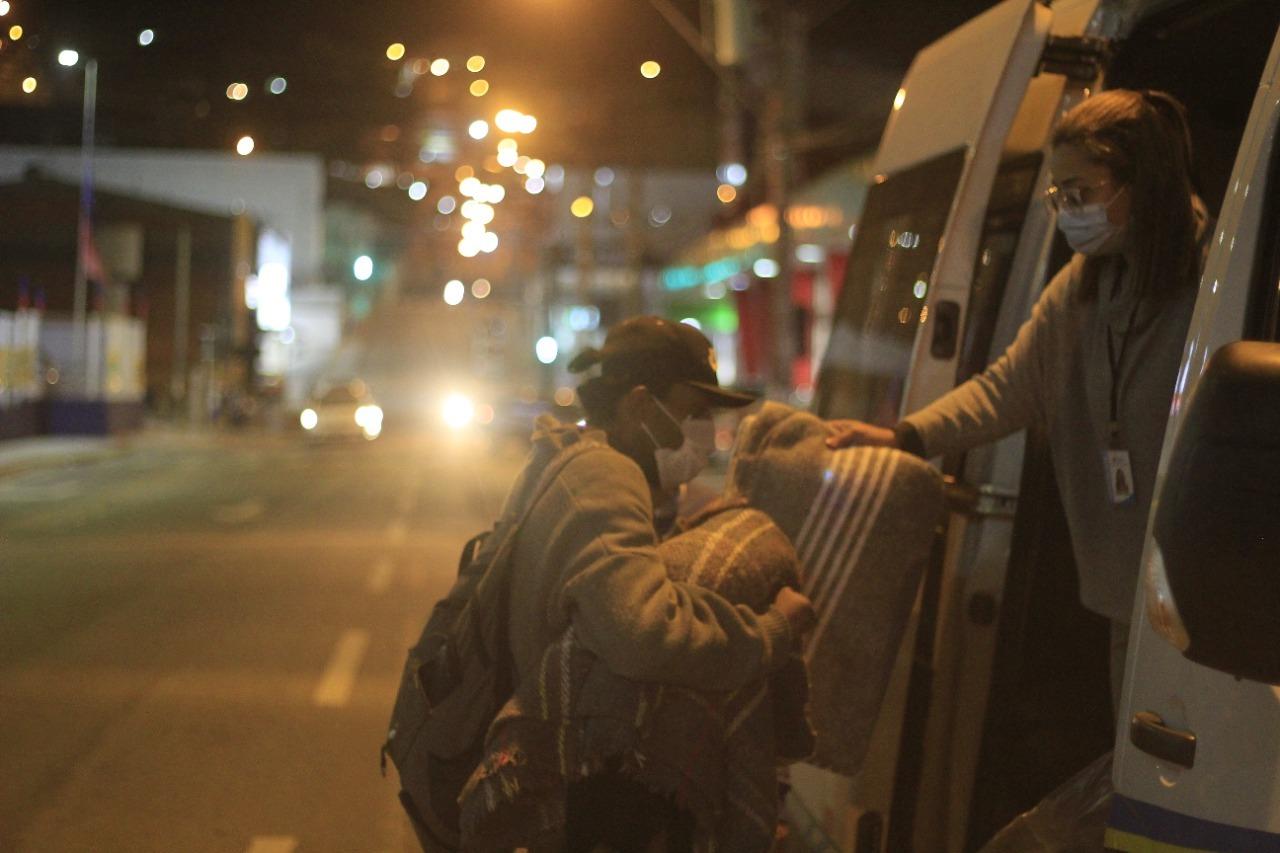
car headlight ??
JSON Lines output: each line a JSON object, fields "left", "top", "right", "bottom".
{"left": 355, "top": 405, "right": 384, "bottom": 439}
{"left": 442, "top": 393, "right": 475, "bottom": 430}
{"left": 300, "top": 408, "right": 318, "bottom": 430}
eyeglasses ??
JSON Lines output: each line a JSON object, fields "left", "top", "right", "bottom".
{"left": 1043, "top": 179, "right": 1114, "bottom": 213}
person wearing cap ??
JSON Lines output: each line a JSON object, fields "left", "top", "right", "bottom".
{"left": 500, "top": 315, "right": 814, "bottom": 851}
{"left": 569, "top": 313, "right": 759, "bottom": 532}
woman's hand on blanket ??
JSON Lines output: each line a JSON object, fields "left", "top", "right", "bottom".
{"left": 772, "top": 587, "right": 817, "bottom": 638}
{"left": 824, "top": 420, "right": 896, "bottom": 450}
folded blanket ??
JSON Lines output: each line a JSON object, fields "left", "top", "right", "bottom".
{"left": 459, "top": 506, "right": 812, "bottom": 853}
{"left": 726, "top": 403, "right": 944, "bottom": 774}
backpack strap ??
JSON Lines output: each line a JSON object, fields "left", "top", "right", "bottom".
{"left": 458, "top": 439, "right": 605, "bottom": 672}
{"left": 457, "top": 532, "right": 488, "bottom": 578}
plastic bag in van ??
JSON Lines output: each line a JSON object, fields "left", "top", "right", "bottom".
{"left": 977, "top": 752, "right": 1112, "bottom": 853}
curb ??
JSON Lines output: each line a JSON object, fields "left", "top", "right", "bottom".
{"left": 0, "top": 425, "right": 219, "bottom": 480}
{"left": 0, "top": 430, "right": 138, "bottom": 478}
{"left": 0, "top": 423, "right": 305, "bottom": 480}
{"left": 0, "top": 444, "right": 126, "bottom": 480}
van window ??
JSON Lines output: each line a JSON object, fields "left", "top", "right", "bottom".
{"left": 320, "top": 386, "right": 361, "bottom": 405}
{"left": 957, "top": 153, "right": 1044, "bottom": 383}
{"left": 815, "top": 147, "right": 966, "bottom": 424}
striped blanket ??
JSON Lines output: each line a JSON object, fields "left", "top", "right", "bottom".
{"left": 726, "top": 403, "right": 944, "bottom": 773}
{"left": 458, "top": 506, "right": 812, "bottom": 853}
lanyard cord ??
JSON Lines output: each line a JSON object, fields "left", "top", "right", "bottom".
{"left": 1105, "top": 265, "right": 1142, "bottom": 442}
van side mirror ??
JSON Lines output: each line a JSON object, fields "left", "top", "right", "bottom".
{"left": 1152, "top": 341, "right": 1280, "bottom": 683}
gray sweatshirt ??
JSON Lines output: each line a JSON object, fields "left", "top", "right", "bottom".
{"left": 900, "top": 237, "right": 1203, "bottom": 622}
{"left": 506, "top": 415, "right": 794, "bottom": 690}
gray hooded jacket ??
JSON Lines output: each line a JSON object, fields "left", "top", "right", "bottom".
{"left": 900, "top": 206, "right": 1209, "bottom": 622}
{"left": 505, "top": 414, "right": 794, "bottom": 691}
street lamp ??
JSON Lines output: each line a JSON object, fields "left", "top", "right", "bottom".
{"left": 59, "top": 49, "right": 98, "bottom": 385}
{"left": 353, "top": 255, "right": 374, "bottom": 282}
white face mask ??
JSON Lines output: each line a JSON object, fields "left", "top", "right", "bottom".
{"left": 641, "top": 396, "right": 715, "bottom": 492}
{"left": 1055, "top": 188, "right": 1125, "bottom": 255}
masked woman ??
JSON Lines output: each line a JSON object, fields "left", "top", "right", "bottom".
{"left": 827, "top": 89, "right": 1210, "bottom": 705}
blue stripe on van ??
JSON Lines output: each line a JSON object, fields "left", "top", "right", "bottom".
{"left": 1109, "top": 793, "right": 1280, "bottom": 851}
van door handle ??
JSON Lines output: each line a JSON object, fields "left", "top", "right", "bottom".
{"left": 942, "top": 476, "right": 1018, "bottom": 518}
{"left": 1129, "top": 710, "right": 1196, "bottom": 769}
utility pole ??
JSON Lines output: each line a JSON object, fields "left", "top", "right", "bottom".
{"left": 760, "top": 1, "right": 807, "bottom": 394}
{"left": 71, "top": 58, "right": 98, "bottom": 393}
{"left": 173, "top": 226, "right": 192, "bottom": 408}
{"left": 651, "top": 0, "right": 810, "bottom": 393}
{"left": 574, "top": 189, "right": 595, "bottom": 357}
{"left": 623, "top": 170, "right": 647, "bottom": 317}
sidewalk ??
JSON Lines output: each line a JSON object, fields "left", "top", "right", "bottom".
{"left": 0, "top": 435, "right": 124, "bottom": 478}
{"left": 0, "top": 421, "right": 222, "bottom": 479}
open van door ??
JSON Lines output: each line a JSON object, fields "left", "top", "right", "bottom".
{"left": 1108, "top": 23, "right": 1280, "bottom": 850}
{"left": 815, "top": 0, "right": 1054, "bottom": 426}
{"left": 798, "top": 1, "right": 1115, "bottom": 850}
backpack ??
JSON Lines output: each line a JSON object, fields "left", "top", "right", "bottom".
{"left": 381, "top": 440, "right": 596, "bottom": 851}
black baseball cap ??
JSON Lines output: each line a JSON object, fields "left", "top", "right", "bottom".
{"left": 567, "top": 316, "right": 756, "bottom": 408}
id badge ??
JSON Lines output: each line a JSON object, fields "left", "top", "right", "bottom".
{"left": 1105, "top": 449, "right": 1135, "bottom": 504}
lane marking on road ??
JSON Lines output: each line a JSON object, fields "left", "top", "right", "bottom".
{"left": 367, "top": 555, "right": 395, "bottom": 594}
{"left": 386, "top": 519, "right": 408, "bottom": 545}
{"left": 245, "top": 837, "right": 297, "bottom": 853}
{"left": 212, "top": 497, "right": 266, "bottom": 525}
{"left": 313, "top": 629, "right": 370, "bottom": 708}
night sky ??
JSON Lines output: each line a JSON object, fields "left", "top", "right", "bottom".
{"left": 0, "top": 0, "right": 998, "bottom": 175}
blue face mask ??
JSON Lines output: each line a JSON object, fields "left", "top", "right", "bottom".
{"left": 1056, "top": 188, "right": 1126, "bottom": 255}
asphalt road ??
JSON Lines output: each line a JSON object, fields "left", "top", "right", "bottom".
{"left": 0, "top": 426, "right": 526, "bottom": 852}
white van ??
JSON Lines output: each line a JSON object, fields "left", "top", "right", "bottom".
{"left": 801, "top": 0, "right": 1280, "bottom": 850}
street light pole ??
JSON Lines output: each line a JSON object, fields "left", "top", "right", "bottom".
{"left": 70, "top": 57, "right": 97, "bottom": 390}
{"left": 644, "top": 0, "right": 755, "bottom": 115}
{"left": 644, "top": 0, "right": 811, "bottom": 394}
{"left": 762, "top": 2, "right": 806, "bottom": 395}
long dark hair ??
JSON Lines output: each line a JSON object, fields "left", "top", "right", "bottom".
{"left": 1051, "top": 89, "right": 1200, "bottom": 302}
